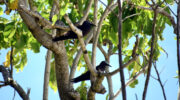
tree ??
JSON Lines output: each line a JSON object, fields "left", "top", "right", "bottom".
{"left": 0, "top": 0, "right": 179, "bottom": 100}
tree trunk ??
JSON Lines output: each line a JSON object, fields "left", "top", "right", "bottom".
{"left": 53, "top": 41, "right": 80, "bottom": 100}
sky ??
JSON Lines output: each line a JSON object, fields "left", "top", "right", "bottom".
{"left": 0, "top": 2, "right": 179, "bottom": 100}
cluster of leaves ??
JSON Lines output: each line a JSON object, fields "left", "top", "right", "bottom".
{"left": 0, "top": 7, "right": 41, "bottom": 71}
{"left": 76, "top": 82, "right": 88, "bottom": 100}
{"left": 98, "top": 0, "right": 173, "bottom": 88}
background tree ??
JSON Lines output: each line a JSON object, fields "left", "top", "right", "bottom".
{"left": 0, "top": 0, "right": 179, "bottom": 100}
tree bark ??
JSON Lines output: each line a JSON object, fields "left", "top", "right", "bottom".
{"left": 18, "top": 0, "right": 80, "bottom": 99}
{"left": 54, "top": 41, "right": 71, "bottom": 100}
{"left": 43, "top": 50, "right": 52, "bottom": 100}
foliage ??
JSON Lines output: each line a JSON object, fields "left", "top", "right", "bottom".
{"left": 76, "top": 82, "right": 88, "bottom": 100}
{"left": 0, "top": 0, "right": 175, "bottom": 98}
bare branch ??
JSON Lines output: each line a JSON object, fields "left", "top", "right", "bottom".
{"left": 102, "top": 55, "right": 139, "bottom": 76}
{"left": 0, "top": 65, "right": 30, "bottom": 100}
{"left": 43, "top": 1, "right": 60, "bottom": 99}
{"left": 142, "top": 4, "right": 158, "bottom": 100}
{"left": 13, "top": 89, "right": 16, "bottom": 100}
{"left": 10, "top": 46, "right": 13, "bottom": 78}
{"left": 92, "top": 0, "right": 99, "bottom": 68}
{"left": 79, "top": 0, "right": 93, "bottom": 25}
{"left": 112, "top": 63, "right": 148, "bottom": 100}
{"left": 97, "top": 43, "right": 108, "bottom": 59}
{"left": 153, "top": 62, "right": 167, "bottom": 100}
{"left": 118, "top": 0, "right": 126, "bottom": 99}
{"left": 122, "top": 13, "right": 141, "bottom": 22}
{"left": 177, "top": 1, "right": 180, "bottom": 99}
{"left": 164, "top": 1, "right": 177, "bottom": 17}
{"left": 92, "top": 0, "right": 117, "bottom": 68}
{"left": 43, "top": 50, "right": 52, "bottom": 100}
{"left": 98, "top": 0, "right": 118, "bottom": 17}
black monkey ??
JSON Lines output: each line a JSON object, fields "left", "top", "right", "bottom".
{"left": 52, "top": 21, "right": 95, "bottom": 41}
{"left": 71, "top": 61, "right": 111, "bottom": 83}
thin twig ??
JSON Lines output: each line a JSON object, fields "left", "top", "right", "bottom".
{"left": 112, "top": 63, "right": 148, "bottom": 100}
{"left": 10, "top": 46, "right": 13, "bottom": 78}
{"left": 92, "top": 0, "right": 99, "bottom": 68}
{"left": 13, "top": 89, "right": 16, "bottom": 100}
{"left": 164, "top": 1, "right": 177, "bottom": 17}
{"left": 153, "top": 62, "right": 167, "bottom": 100}
{"left": 78, "top": 0, "right": 93, "bottom": 25}
{"left": 92, "top": 0, "right": 116, "bottom": 69}
{"left": 135, "top": 93, "right": 138, "bottom": 100}
{"left": 0, "top": 65, "right": 30, "bottom": 100}
{"left": 101, "top": 55, "right": 139, "bottom": 76}
{"left": 177, "top": 1, "right": 180, "bottom": 99}
{"left": 97, "top": 43, "right": 108, "bottom": 59}
{"left": 43, "top": 1, "right": 59, "bottom": 99}
{"left": 122, "top": 13, "right": 141, "bottom": 22}
{"left": 142, "top": 3, "right": 158, "bottom": 100}
{"left": 98, "top": 0, "right": 118, "bottom": 17}
{"left": 118, "top": 0, "right": 126, "bottom": 99}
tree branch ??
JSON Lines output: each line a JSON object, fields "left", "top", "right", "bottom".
{"left": 92, "top": 0, "right": 98, "bottom": 68}
{"left": 0, "top": 65, "right": 30, "bottom": 100}
{"left": 153, "top": 62, "right": 167, "bottom": 100}
{"left": 177, "top": 1, "right": 180, "bottom": 100}
{"left": 92, "top": 0, "right": 116, "bottom": 69}
{"left": 43, "top": 50, "right": 52, "bottom": 100}
{"left": 10, "top": 46, "right": 13, "bottom": 78}
{"left": 43, "top": 1, "right": 59, "bottom": 99}
{"left": 18, "top": 3, "right": 63, "bottom": 55}
{"left": 19, "top": 5, "right": 70, "bottom": 30}
{"left": 102, "top": 55, "right": 139, "bottom": 76}
{"left": 118, "top": 0, "right": 126, "bottom": 99}
{"left": 142, "top": 3, "right": 158, "bottom": 100}
{"left": 112, "top": 63, "right": 148, "bottom": 100}
{"left": 78, "top": 0, "right": 93, "bottom": 25}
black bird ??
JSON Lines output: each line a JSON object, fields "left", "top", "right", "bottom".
{"left": 71, "top": 61, "right": 112, "bottom": 83}
{"left": 52, "top": 21, "right": 95, "bottom": 41}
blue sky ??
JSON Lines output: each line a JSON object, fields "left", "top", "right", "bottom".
{"left": 0, "top": 2, "right": 179, "bottom": 100}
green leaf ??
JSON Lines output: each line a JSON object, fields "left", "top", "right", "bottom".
{"left": 0, "top": 23, "right": 5, "bottom": 32}
{"left": 52, "top": 15, "right": 58, "bottom": 25}
{"left": 15, "top": 34, "right": 27, "bottom": 49}
{"left": 76, "top": 82, "right": 87, "bottom": 100}
{"left": 165, "top": 0, "right": 174, "bottom": 5}
{"left": 8, "top": 28, "right": 16, "bottom": 38}
{"left": 0, "top": 7, "right": 3, "bottom": 15}
{"left": 106, "top": 94, "right": 109, "bottom": 100}
{"left": 30, "top": 41, "right": 41, "bottom": 53}
{"left": 129, "top": 79, "right": 138, "bottom": 88}
{"left": 4, "top": 22, "right": 15, "bottom": 37}
{"left": 49, "top": 60, "right": 57, "bottom": 92}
